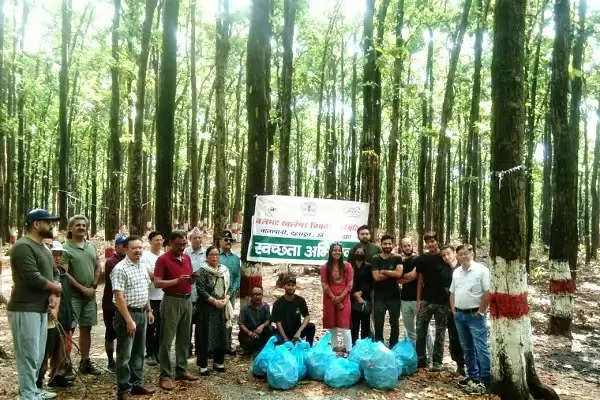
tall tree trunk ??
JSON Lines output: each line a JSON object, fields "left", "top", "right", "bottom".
{"left": 189, "top": 0, "right": 199, "bottom": 227}
{"left": 349, "top": 32, "right": 358, "bottom": 201}
{"left": 591, "top": 98, "right": 600, "bottom": 260}
{"left": 0, "top": 0, "right": 6, "bottom": 243}
{"left": 525, "top": 0, "right": 547, "bottom": 271}
{"left": 361, "top": 0, "right": 389, "bottom": 231}
{"left": 16, "top": 1, "right": 29, "bottom": 236}
{"left": 548, "top": 0, "right": 579, "bottom": 337}
{"left": 417, "top": 33, "right": 433, "bottom": 253}
{"left": 106, "top": 0, "right": 122, "bottom": 241}
{"left": 385, "top": 0, "right": 404, "bottom": 237}
{"left": 212, "top": 0, "right": 231, "bottom": 243}
{"left": 232, "top": 53, "right": 244, "bottom": 221}
{"left": 277, "top": 0, "right": 295, "bottom": 195}
{"left": 325, "top": 59, "right": 337, "bottom": 199}
{"left": 293, "top": 96, "right": 302, "bottom": 196}
{"left": 155, "top": 0, "right": 179, "bottom": 237}
{"left": 91, "top": 118, "right": 98, "bottom": 236}
{"left": 129, "top": 0, "right": 157, "bottom": 235}
{"left": 240, "top": 0, "right": 270, "bottom": 304}
{"left": 431, "top": 0, "right": 471, "bottom": 240}
{"left": 540, "top": 111, "right": 552, "bottom": 244}
{"left": 201, "top": 133, "right": 214, "bottom": 223}
{"left": 489, "top": 2, "right": 558, "bottom": 399}
{"left": 58, "top": 0, "right": 71, "bottom": 230}
{"left": 583, "top": 115, "right": 590, "bottom": 263}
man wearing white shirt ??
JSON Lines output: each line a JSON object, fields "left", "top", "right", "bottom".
{"left": 142, "top": 231, "right": 164, "bottom": 365}
{"left": 449, "top": 244, "right": 491, "bottom": 393}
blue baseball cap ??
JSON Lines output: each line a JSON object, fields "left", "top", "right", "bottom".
{"left": 26, "top": 208, "right": 59, "bottom": 223}
{"left": 115, "top": 235, "right": 127, "bottom": 245}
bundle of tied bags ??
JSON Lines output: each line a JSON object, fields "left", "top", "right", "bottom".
{"left": 251, "top": 332, "right": 418, "bottom": 390}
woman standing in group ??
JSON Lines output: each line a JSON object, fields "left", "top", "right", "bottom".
{"left": 194, "top": 246, "right": 230, "bottom": 375}
{"left": 320, "top": 243, "right": 354, "bottom": 353}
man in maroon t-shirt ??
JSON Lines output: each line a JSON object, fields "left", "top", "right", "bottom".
{"left": 154, "top": 231, "right": 199, "bottom": 390}
{"left": 102, "top": 235, "right": 127, "bottom": 372}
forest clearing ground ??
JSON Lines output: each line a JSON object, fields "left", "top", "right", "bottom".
{"left": 0, "top": 242, "right": 599, "bottom": 399}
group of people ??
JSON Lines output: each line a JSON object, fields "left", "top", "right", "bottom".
{"left": 7, "top": 208, "right": 491, "bottom": 399}
{"left": 7, "top": 209, "right": 242, "bottom": 400}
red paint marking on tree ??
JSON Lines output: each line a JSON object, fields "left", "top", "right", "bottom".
{"left": 549, "top": 279, "right": 576, "bottom": 294}
{"left": 240, "top": 275, "right": 263, "bottom": 297}
{"left": 489, "top": 292, "right": 529, "bottom": 319}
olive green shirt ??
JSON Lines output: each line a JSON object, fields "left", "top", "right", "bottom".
{"left": 348, "top": 242, "right": 382, "bottom": 264}
{"left": 7, "top": 236, "right": 57, "bottom": 313}
{"left": 63, "top": 240, "right": 98, "bottom": 295}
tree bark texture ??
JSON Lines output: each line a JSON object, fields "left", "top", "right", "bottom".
{"left": 58, "top": 0, "right": 71, "bottom": 231}
{"left": 212, "top": 0, "right": 231, "bottom": 243}
{"left": 591, "top": 98, "right": 600, "bottom": 259}
{"left": 548, "top": 0, "right": 577, "bottom": 337}
{"left": 189, "top": 0, "right": 200, "bottom": 228}
{"left": 155, "top": 0, "right": 179, "bottom": 237}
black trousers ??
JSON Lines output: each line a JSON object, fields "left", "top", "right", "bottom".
{"left": 238, "top": 326, "right": 274, "bottom": 354}
{"left": 145, "top": 300, "right": 161, "bottom": 359}
{"left": 351, "top": 309, "right": 371, "bottom": 344}
{"left": 447, "top": 310, "right": 464, "bottom": 367}
{"left": 37, "top": 327, "right": 59, "bottom": 388}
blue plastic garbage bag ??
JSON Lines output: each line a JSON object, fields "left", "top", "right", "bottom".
{"left": 348, "top": 337, "right": 374, "bottom": 375}
{"left": 324, "top": 358, "right": 362, "bottom": 388}
{"left": 306, "top": 332, "right": 337, "bottom": 381}
{"left": 267, "top": 342, "right": 299, "bottom": 390}
{"left": 252, "top": 335, "right": 277, "bottom": 377}
{"left": 361, "top": 342, "right": 399, "bottom": 390}
{"left": 392, "top": 338, "right": 418, "bottom": 376}
{"left": 292, "top": 340, "right": 310, "bottom": 379}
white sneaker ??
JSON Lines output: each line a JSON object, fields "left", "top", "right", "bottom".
{"left": 41, "top": 390, "right": 58, "bottom": 399}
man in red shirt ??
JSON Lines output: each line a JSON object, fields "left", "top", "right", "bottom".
{"left": 154, "top": 231, "right": 199, "bottom": 390}
{"left": 102, "top": 235, "right": 127, "bottom": 373}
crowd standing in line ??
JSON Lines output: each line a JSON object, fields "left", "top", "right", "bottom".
{"left": 7, "top": 209, "right": 493, "bottom": 399}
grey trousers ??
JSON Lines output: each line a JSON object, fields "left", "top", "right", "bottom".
{"left": 401, "top": 300, "right": 434, "bottom": 361}
{"left": 9, "top": 311, "right": 47, "bottom": 400}
{"left": 159, "top": 295, "right": 192, "bottom": 380}
{"left": 115, "top": 310, "right": 146, "bottom": 394}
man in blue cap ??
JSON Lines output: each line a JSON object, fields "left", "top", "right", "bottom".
{"left": 8, "top": 209, "right": 63, "bottom": 400}
{"left": 103, "top": 235, "right": 128, "bottom": 372}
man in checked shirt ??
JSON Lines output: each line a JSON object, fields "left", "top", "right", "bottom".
{"left": 111, "top": 236, "right": 156, "bottom": 400}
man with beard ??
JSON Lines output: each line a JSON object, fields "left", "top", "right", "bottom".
{"left": 8, "top": 209, "right": 62, "bottom": 400}
{"left": 271, "top": 275, "right": 315, "bottom": 345}
{"left": 414, "top": 231, "right": 453, "bottom": 371}
{"left": 63, "top": 215, "right": 102, "bottom": 375}
{"left": 348, "top": 225, "right": 381, "bottom": 263}
{"left": 370, "top": 235, "right": 403, "bottom": 347}
{"left": 102, "top": 235, "right": 127, "bottom": 372}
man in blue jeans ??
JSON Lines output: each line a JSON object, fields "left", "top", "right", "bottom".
{"left": 8, "top": 209, "right": 63, "bottom": 400}
{"left": 449, "top": 243, "right": 491, "bottom": 394}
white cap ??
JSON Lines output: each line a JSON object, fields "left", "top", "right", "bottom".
{"left": 51, "top": 241, "right": 65, "bottom": 252}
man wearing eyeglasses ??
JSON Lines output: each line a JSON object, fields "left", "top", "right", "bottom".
{"left": 219, "top": 230, "right": 241, "bottom": 355}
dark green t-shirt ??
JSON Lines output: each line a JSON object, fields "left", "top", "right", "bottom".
{"left": 63, "top": 240, "right": 97, "bottom": 294}
{"left": 8, "top": 236, "right": 57, "bottom": 313}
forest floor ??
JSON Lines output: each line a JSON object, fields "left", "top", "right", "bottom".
{"left": 0, "top": 240, "right": 599, "bottom": 400}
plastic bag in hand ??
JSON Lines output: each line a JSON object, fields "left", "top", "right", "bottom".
{"left": 324, "top": 358, "right": 361, "bottom": 388}
{"left": 251, "top": 335, "right": 277, "bottom": 377}
{"left": 361, "top": 341, "right": 399, "bottom": 390}
{"left": 267, "top": 342, "right": 299, "bottom": 390}
{"left": 292, "top": 340, "right": 310, "bottom": 380}
{"left": 306, "top": 332, "right": 337, "bottom": 381}
{"left": 392, "top": 338, "right": 417, "bottom": 376}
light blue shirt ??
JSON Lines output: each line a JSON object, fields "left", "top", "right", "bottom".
{"left": 219, "top": 250, "right": 241, "bottom": 295}
{"left": 184, "top": 246, "right": 205, "bottom": 302}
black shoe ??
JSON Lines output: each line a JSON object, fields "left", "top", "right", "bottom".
{"left": 48, "top": 375, "right": 74, "bottom": 387}
{"left": 107, "top": 360, "right": 116, "bottom": 373}
{"left": 213, "top": 365, "right": 225, "bottom": 373}
{"left": 80, "top": 359, "right": 102, "bottom": 375}
{"left": 456, "top": 364, "right": 466, "bottom": 377}
{"left": 225, "top": 349, "right": 236, "bottom": 356}
{"left": 199, "top": 369, "right": 210, "bottom": 376}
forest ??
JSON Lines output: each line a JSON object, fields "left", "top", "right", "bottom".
{"left": 0, "top": 0, "right": 599, "bottom": 398}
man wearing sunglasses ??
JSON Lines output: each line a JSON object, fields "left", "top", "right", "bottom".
{"left": 219, "top": 230, "right": 241, "bottom": 355}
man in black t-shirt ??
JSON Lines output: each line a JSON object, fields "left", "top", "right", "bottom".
{"left": 371, "top": 235, "right": 404, "bottom": 347}
{"left": 414, "top": 231, "right": 453, "bottom": 371}
{"left": 271, "top": 275, "right": 315, "bottom": 345}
